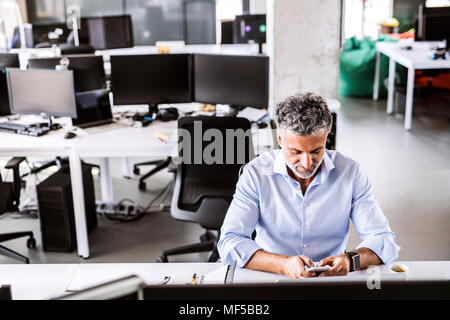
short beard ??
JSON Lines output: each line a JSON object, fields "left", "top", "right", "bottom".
{"left": 286, "top": 157, "right": 323, "bottom": 180}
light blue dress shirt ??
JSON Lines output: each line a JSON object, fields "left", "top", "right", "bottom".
{"left": 218, "top": 149, "right": 400, "bottom": 268}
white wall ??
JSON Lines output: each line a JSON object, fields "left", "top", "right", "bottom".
{"left": 250, "top": 0, "right": 267, "bottom": 14}
{"left": 267, "top": 0, "right": 341, "bottom": 114}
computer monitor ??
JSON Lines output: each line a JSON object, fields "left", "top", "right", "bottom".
{"left": 233, "top": 14, "right": 266, "bottom": 44}
{"left": 72, "top": 89, "right": 113, "bottom": 128}
{"left": 143, "top": 280, "right": 450, "bottom": 300}
{"left": 6, "top": 68, "right": 77, "bottom": 119}
{"left": 110, "top": 54, "right": 192, "bottom": 111}
{"left": 83, "top": 15, "right": 134, "bottom": 50}
{"left": 193, "top": 54, "right": 269, "bottom": 109}
{"left": 27, "top": 55, "right": 106, "bottom": 92}
{"left": 0, "top": 53, "right": 20, "bottom": 116}
{"left": 57, "top": 275, "right": 145, "bottom": 300}
{"left": 418, "top": 5, "right": 450, "bottom": 46}
{"left": 32, "top": 23, "right": 70, "bottom": 45}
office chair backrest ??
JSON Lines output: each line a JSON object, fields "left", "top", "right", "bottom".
{"left": 172, "top": 116, "right": 254, "bottom": 229}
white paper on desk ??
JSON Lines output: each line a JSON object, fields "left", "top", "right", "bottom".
{"left": 237, "top": 107, "right": 268, "bottom": 123}
{"left": 166, "top": 264, "right": 229, "bottom": 285}
{"left": 200, "top": 264, "right": 229, "bottom": 284}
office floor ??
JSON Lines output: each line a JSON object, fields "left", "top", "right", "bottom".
{"left": 0, "top": 96, "right": 449, "bottom": 264}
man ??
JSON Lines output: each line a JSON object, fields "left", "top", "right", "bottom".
{"left": 217, "top": 92, "right": 400, "bottom": 278}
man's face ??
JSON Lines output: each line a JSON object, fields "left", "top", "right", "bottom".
{"left": 278, "top": 128, "right": 327, "bottom": 180}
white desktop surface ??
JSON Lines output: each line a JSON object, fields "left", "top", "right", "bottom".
{"left": 0, "top": 113, "right": 273, "bottom": 259}
{"left": 0, "top": 264, "right": 79, "bottom": 300}
{"left": 373, "top": 41, "right": 450, "bottom": 130}
{"left": 0, "top": 261, "right": 448, "bottom": 300}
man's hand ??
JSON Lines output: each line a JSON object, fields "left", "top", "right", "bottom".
{"left": 318, "top": 254, "right": 351, "bottom": 277}
{"left": 281, "top": 255, "right": 316, "bottom": 278}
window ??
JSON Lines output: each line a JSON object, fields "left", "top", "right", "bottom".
{"left": 25, "top": 0, "right": 217, "bottom": 45}
{"left": 344, "top": 0, "right": 393, "bottom": 40}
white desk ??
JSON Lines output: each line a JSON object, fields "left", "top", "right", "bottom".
{"left": 0, "top": 261, "right": 448, "bottom": 300}
{"left": 0, "top": 118, "right": 273, "bottom": 259}
{"left": 372, "top": 41, "right": 450, "bottom": 130}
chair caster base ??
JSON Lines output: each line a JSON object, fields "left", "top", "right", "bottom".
{"left": 26, "top": 237, "right": 36, "bottom": 249}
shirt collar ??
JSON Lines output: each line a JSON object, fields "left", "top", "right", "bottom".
{"left": 272, "top": 149, "right": 335, "bottom": 184}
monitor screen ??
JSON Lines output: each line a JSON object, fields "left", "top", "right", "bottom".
{"left": 6, "top": 68, "right": 77, "bottom": 118}
{"left": 423, "top": 14, "right": 450, "bottom": 42}
{"left": 193, "top": 54, "right": 269, "bottom": 109}
{"left": 0, "top": 54, "right": 20, "bottom": 116}
{"left": 233, "top": 14, "right": 266, "bottom": 44}
{"left": 83, "top": 15, "right": 134, "bottom": 50}
{"left": 110, "top": 54, "right": 192, "bottom": 105}
{"left": 27, "top": 55, "right": 105, "bottom": 92}
{"left": 72, "top": 89, "right": 112, "bottom": 127}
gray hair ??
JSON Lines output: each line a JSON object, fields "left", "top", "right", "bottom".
{"left": 275, "top": 92, "right": 332, "bottom": 136}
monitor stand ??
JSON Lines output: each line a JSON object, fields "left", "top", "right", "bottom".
{"left": 41, "top": 113, "right": 62, "bottom": 131}
{"left": 148, "top": 103, "right": 159, "bottom": 116}
{"left": 257, "top": 37, "right": 265, "bottom": 54}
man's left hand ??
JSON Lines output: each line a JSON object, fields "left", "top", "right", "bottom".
{"left": 317, "top": 254, "right": 351, "bottom": 277}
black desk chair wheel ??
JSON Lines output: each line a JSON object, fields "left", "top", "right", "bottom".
{"left": 157, "top": 116, "right": 254, "bottom": 263}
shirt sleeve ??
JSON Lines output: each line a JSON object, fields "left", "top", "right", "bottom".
{"left": 350, "top": 163, "right": 401, "bottom": 264}
{"left": 217, "top": 164, "right": 262, "bottom": 267}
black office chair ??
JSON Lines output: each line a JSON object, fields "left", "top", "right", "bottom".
{"left": 158, "top": 116, "right": 254, "bottom": 263}
{"left": 0, "top": 158, "right": 36, "bottom": 264}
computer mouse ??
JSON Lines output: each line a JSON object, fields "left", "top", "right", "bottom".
{"left": 257, "top": 121, "right": 268, "bottom": 129}
{"left": 64, "top": 131, "right": 77, "bottom": 139}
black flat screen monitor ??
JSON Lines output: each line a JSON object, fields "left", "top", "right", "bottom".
{"left": 83, "top": 15, "right": 134, "bottom": 50}
{"left": 418, "top": 5, "right": 450, "bottom": 45}
{"left": 194, "top": 54, "right": 269, "bottom": 109}
{"left": 72, "top": 89, "right": 112, "bottom": 128}
{"left": 233, "top": 14, "right": 266, "bottom": 44}
{"left": 6, "top": 68, "right": 77, "bottom": 118}
{"left": 27, "top": 55, "right": 105, "bottom": 92}
{"left": 110, "top": 54, "right": 192, "bottom": 105}
{"left": 0, "top": 53, "right": 20, "bottom": 116}
{"left": 32, "top": 23, "right": 70, "bottom": 45}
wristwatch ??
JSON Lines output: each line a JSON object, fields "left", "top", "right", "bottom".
{"left": 345, "top": 252, "right": 360, "bottom": 272}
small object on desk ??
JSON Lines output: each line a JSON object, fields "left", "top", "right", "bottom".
{"left": 390, "top": 264, "right": 409, "bottom": 273}
{"left": 256, "top": 121, "right": 268, "bottom": 129}
{"left": 154, "top": 131, "right": 168, "bottom": 143}
{"left": 158, "top": 276, "right": 171, "bottom": 285}
{"left": 200, "top": 104, "right": 216, "bottom": 112}
{"left": 189, "top": 273, "right": 197, "bottom": 285}
{"left": 64, "top": 131, "right": 77, "bottom": 139}
{"left": 237, "top": 107, "right": 268, "bottom": 123}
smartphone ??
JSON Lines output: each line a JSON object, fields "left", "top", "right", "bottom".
{"left": 304, "top": 265, "right": 331, "bottom": 273}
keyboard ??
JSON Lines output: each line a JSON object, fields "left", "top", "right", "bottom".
{"left": 0, "top": 122, "right": 50, "bottom": 137}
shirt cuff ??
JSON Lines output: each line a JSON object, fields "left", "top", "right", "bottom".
{"left": 356, "top": 235, "right": 400, "bottom": 265}
{"left": 225, "top": 239, "right": 262, "bottom": 268}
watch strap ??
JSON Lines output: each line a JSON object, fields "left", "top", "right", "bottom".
{"left": 346, "top": 252, "right": 360, "bottom": 271}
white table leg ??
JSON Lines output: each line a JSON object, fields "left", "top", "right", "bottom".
{"left": 100, "top": 158, "right": 114, "bottom": 203}
{"left": 386, "top": 58, "right": 396, "bottom": 114}
{"left": 404, "top": 67, "right": 415, "bottom": 130}
{"left": 121, "top": 157, "right": 131, "bottom": 179}
{"left": 69, "top": 149, "right": 90, "bottom": 258}
{"left": 373, "top": 51, "right": 380, "bottom": 101}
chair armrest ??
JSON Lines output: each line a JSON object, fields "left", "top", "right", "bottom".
{"left": 5, "top": 157, "right": 26, "bottom": 170}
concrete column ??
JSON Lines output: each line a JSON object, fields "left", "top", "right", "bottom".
{"left": 267, "top": 0, "right": 342, "bottom": 114}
